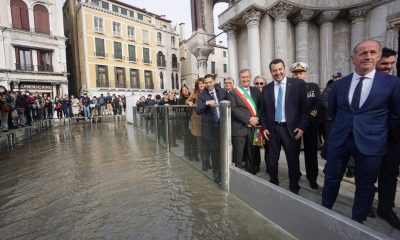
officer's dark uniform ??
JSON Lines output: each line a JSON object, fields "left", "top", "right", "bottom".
{"left": 303, "top": 82, "right": 321, "bottom": 187}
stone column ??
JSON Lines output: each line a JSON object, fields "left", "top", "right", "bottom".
{"left": 293, "top": 9, "right": 314, "bottom": 63}
{"left": 190, "top": 44, "right": 213, "bottom": 78}
{"left": 349, "top": 6, "right": 369, "bottom": 52}
{"left": 268, "top": 2, "right": 293, "bottom": 67}
{"left": 223, "top": 24, "right": 239, "bottom": 80}
{"left": 317, "top": 11, "right": 339, "bottom": 87}
{"left": 243, "top": 9, "right": 262, "bottom": 76}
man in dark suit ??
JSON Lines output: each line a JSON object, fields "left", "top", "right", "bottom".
{"left": 260, "top": 59, "right": 309, "bottom": 194}
{"left": 375, "top": 47, "right": 400, "bottom": 229}
{"left": 322, "top": 40, "right": 400, "bottom": 223}
{"left": 290, "top": 62, "right": 321, "bottom": 190}
{"left": 196, "top": 74, "right": 228, "bottom": 183}
{"left": 229, "top": 69, "right": 261, "bottom": 174}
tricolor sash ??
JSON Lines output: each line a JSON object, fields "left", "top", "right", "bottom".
{"left": 234, "top": 86, "right": 257, "bottom": 117}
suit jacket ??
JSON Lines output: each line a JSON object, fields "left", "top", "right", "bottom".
{"left": 196, "top": 87, "right": 228, "bottom": 140}
{"left": 260, "top": 77, "right": 309, "bottom": 138}
{"left": 229, "top": 86, "right": 261, "bottom": 137}
{"left": 328, "top": 71, "right": 400, "bottom": 155}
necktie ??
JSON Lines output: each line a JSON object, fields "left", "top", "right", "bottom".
{"left": 351, "top": 77, "right": 366, "bottom": 111}
{"left": 210, "top": 91, "right": 220, "bottom": 120}
{"left": 275, "top": 82, "right": 283, "bottom": 122}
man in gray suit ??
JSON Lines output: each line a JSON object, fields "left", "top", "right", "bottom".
{"left": 229, "top": 69, "right": 261, "bottom": 174}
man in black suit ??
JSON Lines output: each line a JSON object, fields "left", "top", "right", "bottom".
{"left": 260, "top": 59, "right": 309, "bottom": 194}
{"left": 196, "top": 74, "right": 228, "bottom": 183}
{"left": 375, "top": 47, "right": 400, "bottom": 229}
{"left": 290, "top": 62, "right": 321, "bottom": 190}
{"left": 229, "top": 69, "right": 261, "bottom": 174}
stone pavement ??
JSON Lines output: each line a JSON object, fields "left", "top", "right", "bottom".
{"left": 255, "top": 150, "right": 400, "bottom": 239}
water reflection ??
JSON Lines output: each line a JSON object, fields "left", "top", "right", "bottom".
{"left": 0, "top": 123, "right": 294, "bottom": 240}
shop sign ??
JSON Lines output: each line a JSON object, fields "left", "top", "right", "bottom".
{"left": 20, "top": 83, "right": 53, "bottom": 90}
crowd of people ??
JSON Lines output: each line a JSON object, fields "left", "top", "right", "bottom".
{"left": 0, "top": 91, "right": 126, "bottom": 131}
{"left": 135, "top": 39, "right": 400, "bottom": 230}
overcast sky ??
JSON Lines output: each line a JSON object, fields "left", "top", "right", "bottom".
{"left": 61, "top": 0, "right": 228, "bottom": 45}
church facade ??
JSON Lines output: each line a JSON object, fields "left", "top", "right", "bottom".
{"left": 191, "top": 0, "right": 400, "bottom": 87}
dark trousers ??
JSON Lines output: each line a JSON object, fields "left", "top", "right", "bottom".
{"left": 203, "top": 123, "right": 221, "bottom": 182}
{"left": 303, "top": 124, "right": 319, "bottom": 182}
{"left": 232, "top": 128, "right": 255, "bottom": 174}
{"left": 322, "top": 134, "right": 383, "bottom": 221}
{"left": 378, "top": 138, "right": 400, "bottom": 211}
{"left": 267, "top": 124, "right": 301, "bottom": 192}
{"left": 254, "top": 142, "right": 269, "bottom": 172}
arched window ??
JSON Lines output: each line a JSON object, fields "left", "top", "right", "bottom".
{"left": 160, "top": 72, "right": 164, "bottom": 89}
{"left": 34, "top": 4, "right": 50, "bottom": 34}
{"left": 171, "top": 73, "right": 175, "bottom": 90}
{"left": 10, "top": 0, "right": 30, "bottom": 31}
{"left": 175, "top": 73, "right": 179, "bottom": 90}
{"left": 157, "top": 32, "right": 162, "bottom": 44}
{"left": 172, "top": 54, "right": 177, "bottom": 69}
{"left": 157, "top": 51, "right": 165, "bottom": 67}
{"left": 171, "top": 36, "right": 176, "bottom": 47}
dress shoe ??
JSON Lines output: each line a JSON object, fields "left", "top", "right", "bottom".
{"left": 289, "top": 187, "right": 299, "bottom": 195}
{"left": 367, "top": 208, "right": 376, "bottom": 218}
{"left": 345, "top": 168, "right": 354, "bottom": 178}
{"left": 255, "top": 166, "right": 260, "bottom": 173}
{"left": 377, "top": 208, "right": 400, "bottom": 230}
{"left": 309, "top": 180, "right": 319, "bottom": 190}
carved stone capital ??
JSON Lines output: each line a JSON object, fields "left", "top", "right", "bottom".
{"left": 349, "top": 6, "right": 370, "bottom": 22}
{"left": 222, "top": 24, "right": 238, "bottom": 39}
{"left": 293, "top": 9, "right": 314, "bottom": 25}
{"left": 267, "top": 2, "right": 293, "bottom": 20}
{"left": 229, "top": 0, "right": 239, "bottom": 6}
{"left": 317, "top": 10, "right": 340, "bottom": 25}
{"left": 190, "top": 44, "right": 213, "bottom": 61}
{"left": 243, "top": 9, "right": 262, "bottom": 27}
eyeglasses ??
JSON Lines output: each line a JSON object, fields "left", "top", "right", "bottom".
{"left": 254, "top": 82, "right": 264, "bottom": 86}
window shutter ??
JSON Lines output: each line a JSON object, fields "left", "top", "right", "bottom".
{"left": 96, "top": 65, "right": 100, "bottom": 87}
{"left": 11, "top": 4, "right": 22, "bottom": 29}
{"left": 21, "top": 6, "right": 29, "bottom": 31}
{"left": 123, "top": 68, "right": 126, "bottom": 88}
{"left": 105, "top": 66, "right": 109, "bottom": 87}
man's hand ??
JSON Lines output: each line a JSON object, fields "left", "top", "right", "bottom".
{"left": 263, "top": 129, "right": 270, "bottom": 141}
{"left": 206, "top": 100, "right": 216, "bottom": 105}
{"left": 248, "top": 117, "right": 259, "bottom": 127}
{"left": 293, "top": 128, "right": 304, "bottom": 140}
{"left": 310, "top": 110, "right": 318, "bottom": 117}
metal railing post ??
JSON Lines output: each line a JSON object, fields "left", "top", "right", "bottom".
{"left": 132, "top": 107, "right": 137, "bottom": 127}
{"left": 165, "top": 105, "right": 170, "bottom": 151}
{"left": 155, "top": 107, "right": 159, "bottom": 144}
{"left": 219, "top": 100, "right": 231, "bottom": 191}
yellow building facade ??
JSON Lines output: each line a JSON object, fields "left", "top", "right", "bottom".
{"left": 63, "top": 0, "right": 180, "bottom": 97}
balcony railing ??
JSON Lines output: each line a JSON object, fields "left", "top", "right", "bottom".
{"left": 157, "top": 60, "right": 166, "bottom": 68}
{"left": 171, "top": 62, "right": 180, "bottom": 69}
{"left": 38, "top": 65, "right": 54, "bottom": 72}
{"left": 15, "top": 64, "right": 34, "bottom": 71}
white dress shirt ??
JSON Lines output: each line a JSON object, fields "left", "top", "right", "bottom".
{"left": 274, "top": 77, "right": 287, "bottom": 122}
{"left": 348, "top": 70, "right": 376, "bottom": 108}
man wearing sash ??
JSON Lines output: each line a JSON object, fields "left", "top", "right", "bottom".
{"left": 229, "top": 69, "right": 261, "bottom": 174}
{"left": 260, "top": 59, "right": 309, "bottom": 194}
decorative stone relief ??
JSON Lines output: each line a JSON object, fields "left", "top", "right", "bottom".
{"left": 243, "top": 9, "right": 262, "bottom": 27}
{"left": 293, "top": 9, "right": 314, "bottom": 24}
{"left": 222, "top": 24, "right": 238, "bottom": 39}
{"left": 349, "top": 5, "right": 370, "bottom": 21}
{"left": 190, "top": 43, "right": 213, "bottom": 68}
{"left": 267, "top": 2, "right": 293, "bottom": 20}
{"left": 317, "top": 10, "right": 340, "bottom": 25}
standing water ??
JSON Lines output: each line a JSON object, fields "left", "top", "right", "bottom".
{"left": 0, "top": 123, "right": 296, "bottom": 239}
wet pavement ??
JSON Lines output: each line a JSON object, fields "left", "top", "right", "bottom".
{"left": 0, "top": 122, "right": 295, "bottom": 240}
